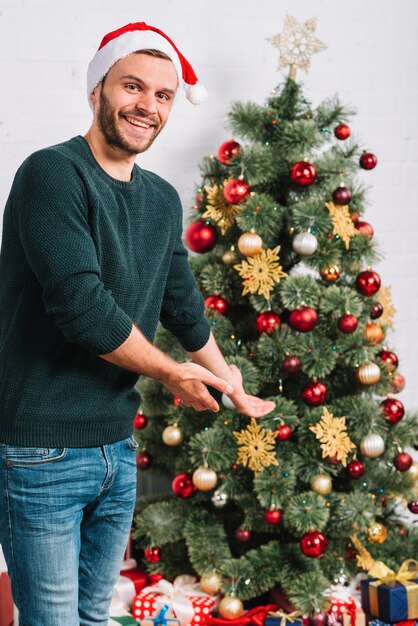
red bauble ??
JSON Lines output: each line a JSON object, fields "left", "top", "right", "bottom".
{"left": 235, "top": 528, "right": 251, "bottom": 543}
{"left": 370, "top": 303, "right": 384, "bottom": 319}
{"left": 334, "top": 124, "right": 351, "bottom": 140}
{"left": 346, "top": 459, "right": 365, "bottom": 479}
{"left": 148, "top": 573, "right": 165, "bottom": 584}
{"left": 172, "top": 473, "right": 197, "bottom": 499}
{"left": 288, "top": 306, "right": 318, "bottom": 332}
{"left": 300, "top": 531, "right": 328, "bottom": 558}
{"left": 134, "top": 412, "right": 148, "bottom": 430}
{"left": 338, "top": 313, "right": 359, "bottom": 333}
{"left": 309, "top": 612, "right": 328, "bottom": 626}
{"left": 282, "top": 355, "right": 301, "bottom": 374}
{"left": 224, "top": 178, "right": 251, "bottom": 204}
{"left": 205, "top": 295, "right": 229, "bottom": 315}
{"left": 332, "top": 186, "right": 352, "bottom": 205}
{"left": 355, "top": 221, "right": 374, "bottom": 237}
{"left": 173, "top": 396, "right": 182, "bottom": 407}
{"left": 356, "top": 269, "right": 381, "bottom": 296}
{"left": 381, "top": 398, "right": 405, "bottom": 424}
{"left": 136, "top": 451, "right": 153, "bottom": 470}
{"left": 185, "top": 220, "right": 217, "bottom": 253}
{"left": 408, "top": 501, "right": 418, "bottom": 514}
{"left": 290, "top": 161, "right": 317, "bottom": 187}
{"left": 394, "top": 452, "right": 413, "bottom": 472}
{"left": 144, "top": 547, "right": 161, "bottom": 563}
{"left": 360, "top": 152, "right": 378, "bottom": 170}
{"left": 276, "top": 424, "right": 292, "bottom": 441}
{"left": 265, "top": 509, "right": 283, "bottom": 525}
{"left": 218, "top": 140, "right": 242, "bottom": 165}
{"left": 378, "top": 350, "right": 399, "bottom": 372}
{"left": 302, "top": 381, "right": 327, "bottom": 406}
{"left": 256, "top": 311, "right": 281, "bottom": 334}
{"left": 390, "top": 372, "right": 406, "bottom": 394}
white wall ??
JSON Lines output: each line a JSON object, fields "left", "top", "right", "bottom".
{"left": 1, "top": 0, "right": 417, "bottom": 410}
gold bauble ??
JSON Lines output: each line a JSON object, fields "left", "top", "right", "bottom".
{"left": 356, "top": 362, "right": 381, "bottom": 385}
{"left": 218, "top": 596, "right": 244, "bottom": 620}
{"left": 408, "top": 461, "right": 418, "bottom": 481}
{"left": 366, "top": 522, "right": 388, "bottom": 544}
{"left": 192, "top": 465, "right": 218, "bottom": 491}
{"left": 200, "top": 571, "right": 222, "bottom": 595}
{"left": 320, "top": 264, "right": 340, "bottom": 283}
{"left": 364, "top": 322, "right": 384, "bottom": 345}
{"left": 162, "top": 424, "right": 183, "bottom": 446}
{"left": 310, "top": 473, "right": 332, "bottom": 495}
{"left": 222, "top": 249, "right": 236, "bottom": 265}
{"left": 237, "top": 232, "right": 263, "bottom": 257}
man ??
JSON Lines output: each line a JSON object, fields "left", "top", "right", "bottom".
{"left": 0, "top": 22, "right": 275, "bottom": 626}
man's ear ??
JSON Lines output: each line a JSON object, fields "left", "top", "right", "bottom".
{"left": 90, "top": 84, "right": 100, "bottom": 110}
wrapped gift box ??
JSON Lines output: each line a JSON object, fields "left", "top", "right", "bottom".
{"left": 109, "top": 617, "right": 139, "bottom": 625}
{"left": 361, "top": 577, "right": 418, "bottom": 622}
{"left": 342, "top": 608, "right": 366, "bottom": 626}
{"left": 368, "top": 620, "right": 418, "bottom": 626}
{"left": 265, "top": 614, "right": 303, "bottom": 626}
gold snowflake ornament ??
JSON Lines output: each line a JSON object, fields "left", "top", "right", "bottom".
{"left": 202, "top": 184, "right": 242, "bottom": 235}
{"left": 326, "top": 202, "right": 358, "bottom": 250}
{"left": 267, "top": 13, "right": 327, "bottom": 79}
{"left": 379, "top": 286, "right": 396, "bottom": 330}
{"left": 233, "top": 419, "right": 279, "bottom": 473}
{"left": 234, "top": 246, "right": 287, "bottom": 300}
{"left": 309, "top": 407, "right": 356, "bottom": 466}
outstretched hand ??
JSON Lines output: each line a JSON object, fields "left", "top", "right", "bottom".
{"left": 226, "top": 364, "right": 275, "bottom": 418}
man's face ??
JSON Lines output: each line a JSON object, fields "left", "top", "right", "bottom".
{"left": 91, "top": 53, "right": 178, "bottom": 155}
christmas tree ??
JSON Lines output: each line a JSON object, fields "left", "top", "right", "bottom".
{"left": 132, "top": 14, "right": 417, "bottom": 620}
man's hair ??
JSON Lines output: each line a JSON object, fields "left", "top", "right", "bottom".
{"left": 100, "top": 49, "right": 173, "bottom": 88}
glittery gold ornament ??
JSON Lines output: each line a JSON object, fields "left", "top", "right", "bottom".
{"left": 237, "top": 232, "right": 263, "bottom": 256}
{"left": 218, "top": 596, "right": 244, "bottom": 620}
{"left": 309, "top": 407, "right": 356, "bottom": 467}
{"left": 200, "top": 571, "right": 222, "bottom": 595}
{"left": 222, "top": 249, "right": 236, "bottom": 265}
{"left": 320, "top": 264, "right": 340, "bottom": 283}
{"left": 202, "top": 184, "right": 241, "bottom": 235}
{"left": 233, "top": 418, "right": 279, "bottom": 473}
{"left": 366, "top": 522, "right": 388, "bottom": 544}
{"left": 326, "top": 202, "right": 358, "bottom": 249}
{"left": 356, "top": 362, "right": 381, "bottom": 385}
{"left": 310, "top": 473, "right": 332, "bottom": 495}
{"left": 162, "top": 424, "right": 183, "bottom": 447}
{"left": 364, "top": 322, "right": 384, "bottom": 345}
{"left": 379, "top": 286, "right": 396, "bottom": 330}
{"left": 234, "top": 246, "right": 287, "bottom": 300}
{"left": 192, "top": 464, "right": 218, "bottom": 491}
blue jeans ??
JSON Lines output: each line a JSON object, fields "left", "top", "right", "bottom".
{"left": 0, "top": 435, "right": 138, "bottom": 626}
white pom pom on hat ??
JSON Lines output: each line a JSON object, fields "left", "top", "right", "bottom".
{"left": 87, "top": 21, "right": 207, "bottom": 107}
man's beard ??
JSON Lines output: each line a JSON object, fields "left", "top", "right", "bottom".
{"left": 97, "top": 89, "right": 162, "bottom": 155}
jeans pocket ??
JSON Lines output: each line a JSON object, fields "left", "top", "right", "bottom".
{"left": 5, "top": 446, "right": 67, "bottom": 467}
{"left": 126, "top": 434, "right": 139, "bottom": 451}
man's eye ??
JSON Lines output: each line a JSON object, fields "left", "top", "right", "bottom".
{"left": 157, "top": 93, "right": 169, "bottom": 101}
{"left": 126, "top": 84, "right": 140, "bottom": 91}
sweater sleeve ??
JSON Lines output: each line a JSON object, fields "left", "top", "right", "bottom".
{"left": 11, "top": 150, "right": 133, "bottom": 355}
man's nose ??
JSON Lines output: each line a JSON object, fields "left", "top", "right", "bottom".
{"left": 137, "top": 90, "right": 158, "bottom": 116}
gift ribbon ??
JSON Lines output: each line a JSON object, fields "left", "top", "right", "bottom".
{"left": 268, "top": 609, "right": 303, "bottom": 626}
{"left": 367, "top": 560, "right": 418, "bottom": 619}
{"left": 206, "top": 603, "right": 278, "bottom": 626}
{"left": 113, "top": 575, "right": 137, "bottom": 608}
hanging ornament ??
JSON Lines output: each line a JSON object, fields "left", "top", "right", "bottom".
{"left": 237, "top": 231, "right": 263, "bottom": 257}
{"left": 222, "top": 248, "right": 237, "bottom": 265}
{"left": 408, "top": 501, "right": 418, "bottom": 514}
{"left": 356, "top": 362, "right": 381, "bottom": 385}
{"left": 326, "top": 202, "right": 357, "bottom": 249}
{"left": 136, "top": 451, "right": 153, "bottom": 470}
{"left": 290, "top": 161, "right": 317, "bottom": 186}
{"left": 276, "top": 424, "right": 293, "bottom": 441}
{"left": 366, "top": 522, "right": 387, "bottom": 544}
{"left": 360, "top": 434, "right": 385, "bottom": 458}
{"left": 194, "top": 192, "right": 203, "bottom": 209}
{"left": 370, "top": 303, "right": 384, "bottom": 319}
{"left": 309, "top": 407, "right": 356, "bottom": 466}
{"left": 390, "top": 372, "right": 405, "bottom": 394}
{"left": 332, "top": 186, "right": 352, "bottom": 205}
{"left": 256, "top": 311, "right": 281, "bottom": 334}
{"left": 302, "top": 381, "right": 327, "bottom": 406}
{"left": 310, "top": 473, "right": 332, "bottom": 495}
{"left": 360, "top": 152, "right": 378, "bottom": 170}
{"left": 172, "top": 473, "right": 197, "bottom": 498}
{"left": 265, "top": 508, "right": 283, "bottom": 525}
{"left": 334, "top": 124, "right": 351, "bottom": 140}
{"left": 338, "top": 313, "right": 358, "bottom": 333}
{"left": 355, "top": 221, "right": 374, "bottom": 237}
{"left": 218, "top": 139, "right": 242, "bottom": 165}
{"left": 282, "top": 355, "right": 301, "bottom": 374}
{"left": 408, "top": 461, "right": 418, "bottom": 480}
{"left": 292, "top": 231, "right": 318, "bottom": 256}
{"left": 218, "top": 596, "right": 244, "bottom": 620}
{"left": 134, "top": 411, "right": 148, "bottom": 430}
{"left": 192, "top": 465, "right": 218, "bottom": 491}
{"left": 310, "top": 613, "right": 328, "bottom": 626}
{"left": 224, "top": 178, "right": 251, "bottom": 204}
{"left": 364, "top": 322, "right": 384, "bottom": 345}
{"left": 381, "top": 398, "right": 405, "bottom": 424}
{"left": 300, "top": 531, "right": 328, "bottom": 558}
{"left": 204, "top": 295, "right": 229, "bottom": 315}
{"left": 173, "top": 395, "right": 182, "bottom": 408}
{"left": 221, "top": 392, "right": 236, "bottom": 410}
{"left": 346, "top": 459, "right": 365, "bottom": 479}
{"left": 234, "top": 246, "right": 287, "bottom": 300}
{"left": 200, "top": 571, "right": 222, "bottom": 595}
{"left": 211, "top": 489, "right": 228, "bottom": 508}
{"left": 162, "top": 424, "right": 183, "bottom": 447}
{"left": 356, "top": 269, "right": 381, "bottom": 296}
{"left": 289, "top": 306, "right": 317, "bottom": 332}
{"left": 320, "top": 264, "right": 341, "bottom": 283}
{"left": 203, "top": 185, "right": 241, "bottom": 235}
{"left": 235, "top": 528, "right": 251, "bottom": 543}
{"left": 148, "top": 573, "right": 165, "bottom": 585}
{"left": 185, "top": 220, "right": 217, "bottom": 253}
{"left": 378, "top": 350, "right": 399, "bottom": 371}
{"left": 144, "top": 547, "right": 161, "bottom": 563}
{"left": 233, "top": 418, "right": 279, "bottom": 473}
{"left": 393, "top": 452, "right": 413, "bottom": 471}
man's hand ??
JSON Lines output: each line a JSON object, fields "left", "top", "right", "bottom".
{"left": 225, "top": 364, "right": 275, "bottom": 418}
{"left": 162, "top": 362, "right": 234, "bottom": 412}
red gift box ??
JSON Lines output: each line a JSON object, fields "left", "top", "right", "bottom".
{"left": 0, "top": 572, "right": 14, "bottom": 626}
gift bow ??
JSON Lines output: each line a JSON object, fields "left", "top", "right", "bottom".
{"left": 141, "top": 575, "right": 213, "bottom": 626}
{"left": 268, "top": 609, "right": 303, "bottom": 626}
{"left": 206, "top": 603, "right": 278, "bottom": 626}
{"left": 368, "top": 559, "right": 418, "bottom": 586}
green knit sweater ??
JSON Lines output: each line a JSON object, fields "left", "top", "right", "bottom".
{"left": 0, "top": 136, "right": 210, "bottom": 447}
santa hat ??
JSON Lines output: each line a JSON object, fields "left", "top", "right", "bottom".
{"left": 87, "top": 21, "right": 207, "bottom": 107}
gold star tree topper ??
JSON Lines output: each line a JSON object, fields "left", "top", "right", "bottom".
{"left": 267, "top": 13, "right": 327, "bottom": 79}
{"left": 233, "top": 418, "right": 279, "bottom": 473}
{"left": 309, "top": 407, "right": 356, "bottom": 467}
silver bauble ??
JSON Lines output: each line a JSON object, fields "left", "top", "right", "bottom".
{"left": 292, "top": 231, "right": 318, "bottom": 256}
{"left": 360, "top": 433, "right": 385, "bottom": 458}
{"left": 211, "top": 489, "right": 228, "bottom": 508}
{"left": 221, "top": 393, "right": 236, "bottom": 410}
